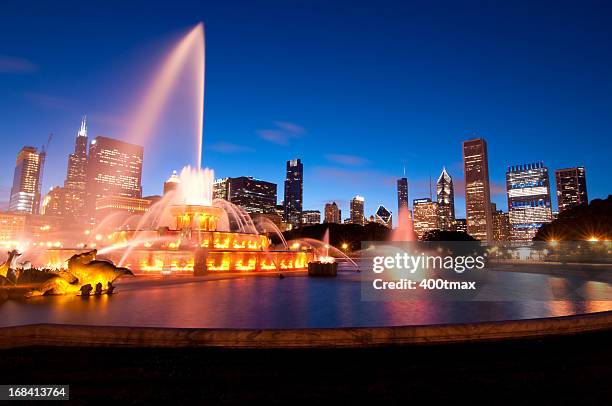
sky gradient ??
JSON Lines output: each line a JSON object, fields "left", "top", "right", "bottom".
{"left": 1, "top": 0, "right": 611, "bottom": 223}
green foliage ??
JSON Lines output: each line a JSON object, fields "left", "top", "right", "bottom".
{"left": 534, "top": 195, "right": 612, "bottom": 241}
{"left": 421, "top": 229, "right": 476, "bottom": 241}
{"left": 282, "top": 223, "right": 391, "bottom": 250}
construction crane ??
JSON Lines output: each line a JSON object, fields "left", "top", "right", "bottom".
{"left": 37, "top": 133, "right": 54, "bottom": 214}
{"left": 41, "top": 132, "right": 53, "bottom": 154}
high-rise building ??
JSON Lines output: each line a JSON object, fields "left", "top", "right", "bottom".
{"left": 436, "top": 168, "right": 455, "bottom": 231}
{"left": 283, "top": 159, "right": 303, "bottom": 226}
{"left": 349, "top": 195, "right": 365, "bottom": 225}
{"left": 213, "top": 178, "right": 229, "bottom": 200}
{"left": 163, "top": 170, "right": 180, "bottom": 196}
{"left": 301, "top": 210, "right": 321, "bottom": 225}
{"left": 413, "top": 198, "right": 438, "bottom": 239}
{"left": 555, "top": 167, "right": 588, "bottom": 213}
{"left": 94, "top": 195, "right": 151, "bottom": 226}
{"left": 226, "top": 177, "right": 277, "bottom": 214}
{"left": 0, "top": 212, "right": 26, "bottom": 244}
{"left": 374, "top": 205, "right": 392, "bottom": 228}
{"left": 454, "top": 218, "right": 468, "bottom": 234}
{"left": 59, "top": 116, "right": 90, "bottom": 221}
{"left": 41, "top": 186, "right": 66, "bottom": 217}
{"left": 9, "top": 146, "right": 46, "bottom": 214}
{"left": 86, "top": 136, "right": 143, "bottom": 221}
{"left": 65, "top": 116, "right": 88, "bottom": 190}
{"left": 463, "top": 138, "right": 493, "bottom": 241}
{"left": 397, "top": 178, "right": 408, "bottom": 211}
{"left": 251, "top": 212, "right": 285, "bottom": 231}
{"left": 491, "top": 203, "right": 511, "bottom": 241}
{"left": 324, "top": 202, "right": 341, "bottom": 224}
{"left": 506, "top": 162, "right": 553, "bottom": 241}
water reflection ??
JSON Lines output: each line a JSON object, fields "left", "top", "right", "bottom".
{"left": 0, "top": 272, "right": 610, "bottom": 329}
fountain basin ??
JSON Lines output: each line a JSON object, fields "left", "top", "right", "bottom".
{"left": 308, "top": 261, "right": 338, "bottom": 277}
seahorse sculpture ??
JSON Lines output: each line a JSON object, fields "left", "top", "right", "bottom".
{"left": 67, "top": 249, "right": 134, "bottom": 290}
{"left": 0, "top": 249, "right": 133, "bottom": 298}
{"left": 21, "top": 269, "right": 81, "bottom": 297}
{"left": 0, "top": 250, "right": 21, "bottom": 279}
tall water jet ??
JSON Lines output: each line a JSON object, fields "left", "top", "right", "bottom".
{"left": 176, "top": 166, "right": 214, "bottom": 206}
{"left": 392, "top": 206, "right": 417, "bottom": 241}
{"left": 39, "top": 22, "right": 314, "bottom": 275}
{"left": 128, "top": 22, "right": 205, "bottom": 168}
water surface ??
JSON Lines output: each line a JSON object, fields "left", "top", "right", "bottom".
{"left": 0, "top": 271, "right": 610, "bottom": 329}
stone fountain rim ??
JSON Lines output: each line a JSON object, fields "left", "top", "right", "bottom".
{"left": 0, "top": 310, "right": 610, "bottom": 349}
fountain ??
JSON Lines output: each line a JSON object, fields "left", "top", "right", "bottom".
{"left": 25, "top": 22, "right": 315, "bottom": 275}
{"left": 392, "top": 206, "right": 417, "bottom": 241}
{"left": 307, "top": 229, "right": 338, "bottom": 276}
{"left": 45, "top": 165, "right": 312, "bottom": 274}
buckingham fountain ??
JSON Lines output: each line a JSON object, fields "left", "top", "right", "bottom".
{"left": 44, "top": 166, "right": 312, "bottom": 275}
{"left": 39, "top": 22, "right": 314, "bottom": 276}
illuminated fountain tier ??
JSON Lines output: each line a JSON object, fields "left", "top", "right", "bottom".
{"left": 45, "top": 202, "right": 313, "bottom": 275}
{"left": 167, "top": 204, "right": 269, "bottom": 251}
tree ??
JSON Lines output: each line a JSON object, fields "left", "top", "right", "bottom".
{"left": 421, "top": 229, "right": 476, "bottom": 241}
{"left": 534, "top": 195, "right": 612, "bottom": 241}
{"left": 281, "top": 223, "right": 391, "bottom": 250}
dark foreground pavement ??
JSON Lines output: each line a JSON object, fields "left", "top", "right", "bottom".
{"left": 1, "top": 330, "right": 611, "bottom": 405}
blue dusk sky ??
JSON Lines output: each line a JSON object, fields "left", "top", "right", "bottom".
{"left": 1, "top": 0, "right": 611, "bottom": 222}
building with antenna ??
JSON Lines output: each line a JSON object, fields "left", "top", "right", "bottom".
{"left": 397, "top": 177, "right": 408, "bottom": 212}
{"left": 283, "top": 159, "right": 303, "bottom": 227}
{"left": 42, "top": 116, "right": 89, "bottom": 222}
{"left": 436, "top": 167, "right": 455, "bottom": 231}
{"left": 65, "top": 116, "right": 88, "bottom": 191}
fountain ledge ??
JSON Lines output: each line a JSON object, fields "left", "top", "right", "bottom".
{"left": 0, "top": 311, "right": 611, "bottom": 349}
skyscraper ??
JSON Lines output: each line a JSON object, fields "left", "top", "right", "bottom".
{"left": 506, "top": 162, "right": 553, "bottom": 241}
{"left": 301, "top": 210, "right": 321, "bottom": 225}
{"left": 86, "top": 136, "right": 143, "bottom": 221}
{"left": 349, "top": 195, "right": 365, "bottom": 225}
{"left": 213, "top": 178, "right": 229, "bottom": 200}
{"left": 42, "top": 186, "right": 68, "bottom": 217}
{"left": 491, "top": 203, "right": 511, "bottom": 241}
{"left": 226, "top": 177, "right": 277, "bottom": 214}
{"left": 65, "top": 116, "right": 88, "bottom": 190}
{"left": 60, "top": 116, "right": 89, "bottom": 221}
{"left": 436, "top": 167, "right": 455, "bottom": 231}
{"left": 283, "top": 159, "right": 303, "bottom": 226}
{"left": 324, "top": 202, "right": 341, "bottom": 224}
{"left": 9, "top": 146, "right": 46, "bottom": 214}
{"left": 454, "top": 218, "right": 467, "bottom": 233}
{"left": 374, "top": 205, "right": 392, "bottom": 228}
{"left": 463, "top": 138, "right": 493, "bottom": 241}
{"left": 555, "top": 167, "right": 588, "bottom": 213}
{"left": 413, "top": 198, "right": 438, "bottom": 239}
{"left": 397, "top": 178, "right": 408, "bottom": 211}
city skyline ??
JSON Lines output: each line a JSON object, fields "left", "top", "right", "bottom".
{"left": 1, "top": 2, "right": 611, "bottom": 223}
{"left": 2, "top": 118, "right": 604, "bottom": 226}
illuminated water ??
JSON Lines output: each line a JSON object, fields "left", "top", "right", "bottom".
{"left": 0, "top": 269, "right": 610, "bottom": 329}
